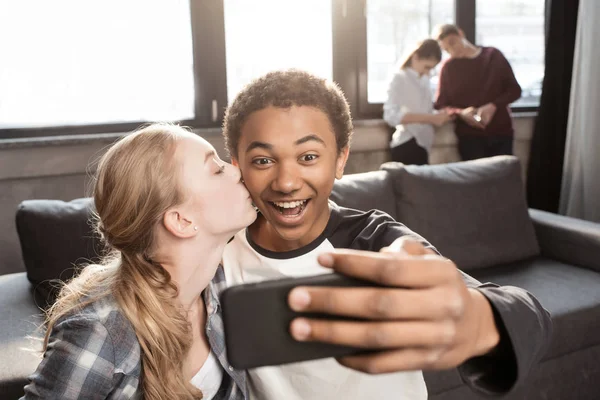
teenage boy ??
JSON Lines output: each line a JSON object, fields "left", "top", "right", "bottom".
{"left": 434, "top": 24, "right": 522, "bottom": 161}
{"left": 222, "top": 70, "right": 550, "bottom": 399}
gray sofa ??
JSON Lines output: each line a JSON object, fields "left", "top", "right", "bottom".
{"left": 2, "top": 156, "right": 600, "bottom": 399}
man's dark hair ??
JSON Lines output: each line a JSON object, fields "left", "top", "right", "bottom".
{"left": 223, "top": 69, "right": 353, "bottom": 158}
{"left": 433, "top": 24, "right": 461, "bottom": 41}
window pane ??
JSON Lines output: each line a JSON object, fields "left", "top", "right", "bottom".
{"left": 366, "top": 0, "right": 455, "bottom": 104}
{"left": 224, "top": 0, "right": 332, "bottom": 104}
{"left": 476, "top": 0, "right": 545, "bottom": 107}
{"left": 0, "top": 0, "right": 194, "bottom": 129}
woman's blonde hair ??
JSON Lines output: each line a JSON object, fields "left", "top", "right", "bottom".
{"left": 43, "top": 123, "right": 203, "bottom": 399}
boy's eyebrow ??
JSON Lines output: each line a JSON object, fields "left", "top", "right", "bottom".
{"left": 245, "top": 141, "right": 272, "bottom": 153}
{"left": 245, "top": 134, "right": 326, "bottom": 154}
{"left": 294, "top": 134, "right": 325, "bottom": 146}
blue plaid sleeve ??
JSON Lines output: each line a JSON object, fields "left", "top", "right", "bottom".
{"left": 204, "top": 265, "right": 248, "bottom": 399}
{"left": 22, "top": 314, "right": 117, "bottom": 400}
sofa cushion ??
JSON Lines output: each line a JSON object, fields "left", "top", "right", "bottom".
{"left": 0, "top": 272, "right": 44, "bottom": 399}
{"left": 425, "top": 257, "right": 600, "bottom": 397}
{"left": 471, "top": 257, "right": 600, "bottom": 361}
{"left": 331, "top": 169, "right": 398, "bottom": 220}
{"left": 382, "top": 156, "right": 540, "bottom": 270}
{"left": 15, "top": 198, "right": 102, "bottom": 307}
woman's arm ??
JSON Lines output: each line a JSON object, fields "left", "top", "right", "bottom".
{"left": 383, "top": 73, "right": 409, "bottom": 127}
{"left": 384, "top": 73, "right": 453, "bottom": 128}
{"left": 401, "top": 112, "right": 452, "bottom": 127}
{"left": 22, "top": 316, "right": 117, "bottom": 399}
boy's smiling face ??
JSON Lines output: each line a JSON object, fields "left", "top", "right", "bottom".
{"left": 233, "top": 105, "right": 349, "bottom": 251}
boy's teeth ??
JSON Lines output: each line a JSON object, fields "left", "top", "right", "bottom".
{"left": 273, "top": 200, "right": 306, "bottom": 208}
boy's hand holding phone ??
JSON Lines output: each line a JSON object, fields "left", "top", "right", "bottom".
{"left": 287, "top": 238, "right": 501, "bottom": 374}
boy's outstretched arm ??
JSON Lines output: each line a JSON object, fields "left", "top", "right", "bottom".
{"left": 288, "top": 238, "right": 552, "bottom": 395}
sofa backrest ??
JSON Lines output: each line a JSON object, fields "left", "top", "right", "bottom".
{"left": 330, "top": 169, "right": 397, "bottom": 220}
{"left": 334, "top": 156, "right": 540, "bottom": 271}
{"left": 16, "top": 197, "right": 101, "bottom": 307}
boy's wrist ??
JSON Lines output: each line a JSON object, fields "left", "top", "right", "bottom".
{"left": 468, "top": 289, "right": 501, "bottom": 357}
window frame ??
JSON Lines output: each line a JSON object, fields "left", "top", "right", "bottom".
{"left": 1, "top": 0, "right": 541, "bottom": 139}
{"left": 348, "top": 0, "right": 541, "bottom": 119}
{"left": 0, "top": 0, "right": 227, "bottom": 140}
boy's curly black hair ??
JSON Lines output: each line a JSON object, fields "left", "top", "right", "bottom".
{"left": 222, "top": 69, "right": 353, "bottom": 158}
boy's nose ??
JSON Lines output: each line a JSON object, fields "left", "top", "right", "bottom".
{"left": 271, "top": 163, "right": 302, "bottom": 194}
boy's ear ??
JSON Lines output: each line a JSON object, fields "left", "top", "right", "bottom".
{"left": 335, "top": 147, "right": 350, "bottom": 180}
{"left": 231, "top": 157, "right": 239, "bottom": 167}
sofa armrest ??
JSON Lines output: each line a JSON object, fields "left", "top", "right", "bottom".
{"left": 529, "top": 208, "right": 600, "bottom": 272}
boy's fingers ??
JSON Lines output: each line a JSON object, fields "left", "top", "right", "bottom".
{"left": 318, "top": 250, "right": 454, "bottom": 288}
{"left": 289, "top": 318, "right": 452, "bottom": 350}
{"left": 288, "top": 286, "right": 451, "bottom": 320}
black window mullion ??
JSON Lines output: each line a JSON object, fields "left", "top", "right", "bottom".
{"left": 353, "top": 0, "right": 382, "bottom": 119}
{"left": 335, "top": 0, "right": 383, "bottom": 120}
{"left": 190, "top": 0, "right": 228, "bottom": 128}
{"left": 332, "top": 0, "right": 362, "bottom": 119}
{"left": 455, "top": 0, "right": 476, "bottom": 43}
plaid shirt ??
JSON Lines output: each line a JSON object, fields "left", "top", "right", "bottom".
{"left": 21, "top": 266, "right": 247, "bottom": 400}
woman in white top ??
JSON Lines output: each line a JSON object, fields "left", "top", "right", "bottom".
{"left": 384, "top": 39, "right": 454, "bottom": 164}
{"left": 22, "top": 124, "right": 255, "bottom": 399}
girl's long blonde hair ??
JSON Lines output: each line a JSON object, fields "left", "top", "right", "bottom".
{"left": 43, "top": 123, "right": 203, "bottom": 399}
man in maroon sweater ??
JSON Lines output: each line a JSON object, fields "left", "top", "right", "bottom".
{"left": 433, "top": 24, "right": 522, "bottom": 161}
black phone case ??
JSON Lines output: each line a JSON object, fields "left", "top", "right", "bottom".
{"left": 221, "top": 273, "right": 381, "bottom": 370}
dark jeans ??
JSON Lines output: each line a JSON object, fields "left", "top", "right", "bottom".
{"left": 458, "top": 135, "right": 513, "bottom": 161}
{"left": 390, "top": 138, "right": 428, "bottom": 165}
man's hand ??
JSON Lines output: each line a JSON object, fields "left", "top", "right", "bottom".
{"left": 459, "top": 107, "right": 485, "bottom": 129}
{"left": 476, "top": 103, "right": 497, "bottom": 126}
{"left": 287, "top": 238, "right": 500, "bottom": 374}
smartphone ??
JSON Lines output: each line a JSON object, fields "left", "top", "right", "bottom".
{"left": 220, "top": 273, "right": 382, "bottom": 369}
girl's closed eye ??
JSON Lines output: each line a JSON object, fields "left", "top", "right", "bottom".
{"left": 213, "top": 158, "right": 225, "bottom": 174}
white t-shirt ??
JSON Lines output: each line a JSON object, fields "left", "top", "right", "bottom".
{"left": 190, "top": 351, "right": 224, "bottom": 400}
{"left": 222, "top": 204, "right": 428, "bottom": 400}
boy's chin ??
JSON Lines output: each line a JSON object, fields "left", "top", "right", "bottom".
{"left": 272, "top": 226, "right": 309, "bottom": 242}
{"left": 255, "top": 215, "right": 312, "bottom": 245}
